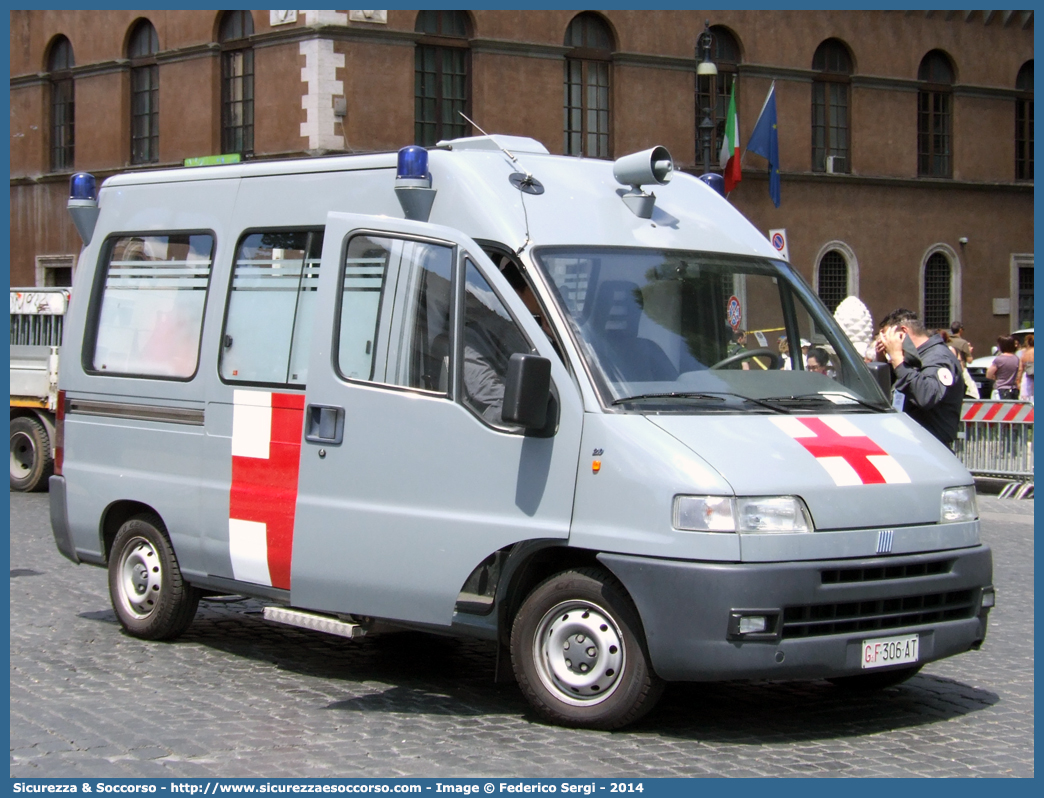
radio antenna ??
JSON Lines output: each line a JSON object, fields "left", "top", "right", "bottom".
{"left": 458, "top": 112, "right": 535, "bottom": 256}
{"left": 459, "top": 111, "right": 530, "bottom": 177}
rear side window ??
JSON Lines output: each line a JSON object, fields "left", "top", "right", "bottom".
{"left": 220, "top": 230, "right": 324, "bottom": 386}
{"left": 90, "top": 233, "right": 214, "bottom": 378}
{"left": 334, "top": 234, "right": 455, "bottom": 391}
{"left": 336, "top": 235, "right": 394, "bottom": 381}
{"left": 386, "top": 239, "right": 454, "bottom": 390}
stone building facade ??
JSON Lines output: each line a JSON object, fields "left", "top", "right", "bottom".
{"left": 9, "top": 9, "right": 1034, "bottom": 349}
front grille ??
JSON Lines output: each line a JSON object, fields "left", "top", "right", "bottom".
{"left": 821, "top": 559, "right": 953, "bottom": 584}
{"left": 782, "top": 589, "right": 976, "bottom": 639}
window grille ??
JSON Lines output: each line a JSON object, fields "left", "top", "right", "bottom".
{"left": 1017, "top": 266, "right": 1034, "bottom": 329}
{"left": 817, "top": 250, "right": 848, "bottom": 313}
{"left": 414, "top": 11, "right": 470, "bottom": 147}
{"left": 564, "top": 13, "right": 613, "bottom": 158}
{"left": 1015, "top": 61, "right": 1033, "bottom": 181}
{"left": 128, "top": 21, "right": 159, "bottom": 165}
{"left": 917, "top": 51, "right": 954, "bottom": 178}
{"left": 812, "top": 40, "right": 851, "bottom": 173}
{"left": 48, "top": 37, "right": 75, "bottom": 172}
{"left": 220, "top": 11, "right": 255, "bottom": 156}
{"left": 923, "top": 253, "right": 952, "bottom": 330}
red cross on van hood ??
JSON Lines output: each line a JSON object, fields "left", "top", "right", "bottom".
{"left": 647, "top": 412, "right": 973, "bottom": 530}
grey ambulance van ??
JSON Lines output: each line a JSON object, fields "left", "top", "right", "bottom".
{"left": 52, "top": 136, "right": 993, "bottom": 729}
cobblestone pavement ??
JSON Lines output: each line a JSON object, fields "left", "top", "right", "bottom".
{"left": 10, "top": 491, "right": 1033, "bottom": 778}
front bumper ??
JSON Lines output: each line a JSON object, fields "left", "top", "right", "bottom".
{"left": 599, "top": 544, "right": 992, "bottom": 682}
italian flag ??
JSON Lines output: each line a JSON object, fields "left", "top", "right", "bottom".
{"left": 719, "top": 81, "right": 742, "bottom": 193}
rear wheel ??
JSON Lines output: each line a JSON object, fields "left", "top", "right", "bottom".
{"left": 829, "top": 664, "right": 922, "bottom": 690}
{"left": 10, "top": 416, "right": 52, "bottom": 492}
{"left": 510, "top": 567, "right": 663, "bottom": 729}
{"left": 108, "top": 515, "right": 200, "bottom": 640}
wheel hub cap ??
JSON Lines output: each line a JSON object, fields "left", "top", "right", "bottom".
{"left": 535, "top": 601, "right": 625, "bottom": 705}
{"left": 10, "top": 431, "right": 35, "bottom": 476}
{"left": 118, "top": 538, "right": 163, "bottom": 619}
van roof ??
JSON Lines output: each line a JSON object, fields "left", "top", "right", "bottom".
{"left": 98, "top": 136, "right": 779, "bottom": 260}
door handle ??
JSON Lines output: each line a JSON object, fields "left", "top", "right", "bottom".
{"left": 305, "top": 404, "right": 345, "bottom": 445}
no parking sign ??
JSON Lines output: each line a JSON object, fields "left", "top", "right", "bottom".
{"left": 769, "top": 228, "right": 790, "bottom": 261}
{"left": 727, "top": 295, "right": 742, "bottom": 330}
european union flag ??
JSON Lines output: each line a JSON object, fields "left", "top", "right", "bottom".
{"left": 746, "top": 82, "right": 780, "bottom": 208}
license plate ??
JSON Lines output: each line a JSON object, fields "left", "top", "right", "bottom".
{"left": 861, "top": 634, "right": 919, "bottom": 669}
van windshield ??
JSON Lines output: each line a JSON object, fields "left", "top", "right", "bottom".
{"left": 532, "top": 247, "right": 890, "bottom": 414}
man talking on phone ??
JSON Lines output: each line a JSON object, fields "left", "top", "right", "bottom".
{"left": 875, "top": 308, "right": 964, "bottom": 447}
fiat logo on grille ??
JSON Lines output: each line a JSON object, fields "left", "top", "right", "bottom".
{"left": 877, "top": 529, "right": 894, "bottom": 554}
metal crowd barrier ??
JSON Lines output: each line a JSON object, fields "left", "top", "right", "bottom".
{"left": 953, "top": 401, "right": 1034, "bottom": 489}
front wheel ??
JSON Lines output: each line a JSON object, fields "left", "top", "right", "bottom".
{"left": 510, "top": 567, "right": 663, "bottom": 729}
{"left": 108, "top": 515, "right": 200, "bottom": 640}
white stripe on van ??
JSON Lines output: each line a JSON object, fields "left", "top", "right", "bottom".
{"left": 231, "top": 389, "right": 272, "bottom": 459}
{"left": 228, "top": 518, "right": 273, "bottom": 586}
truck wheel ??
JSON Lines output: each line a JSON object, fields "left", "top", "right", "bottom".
{"left": 10, "top": 416, "right": 53, "bottom": 492}
{"left": 108, "top": 515, "right": 200, "bottom": 640}
{"left": 510, "top": 567, "right": 663, "bottom": 729}
{"left": 829, "top": 665, "right": 923, "bottom": 690}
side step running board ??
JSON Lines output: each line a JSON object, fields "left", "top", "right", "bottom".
{"left": 262, "top": 606, "right": 366, "bottom": 639}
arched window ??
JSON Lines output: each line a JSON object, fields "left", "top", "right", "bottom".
{"left": 564, "top": 12, "right": 614, "bottom": 158}
{"left": 415, "top": 11, "right": 471, "bottom": 146}
{"left": 695, "top": 26, "right": 740, "bottom": 173}
{"left": 1016, "top": 60, "right": 1033, "bottom": 181}
{"left": 128, "top": 20, "right": 159, "bottom": 165}
{"left": 47, "top": 36, "right": 75, "bottom": 172}
{"left": 219, "top": 11, "right": 254, "bottom": 156}
{"left": 817, "top": 250, "right": 848, "bottom": 313}
{"left": 811, "top": 39, "right": 852, "bottom": 173}
{"left": 923, "top": 252, "right": 952, "bottom": 330}
{"left": 917, "top": 51, "right": 954, "bottom": 178}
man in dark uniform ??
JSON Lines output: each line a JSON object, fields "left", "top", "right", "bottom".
{"left": 875, "top": 308, "right": 965, "bottom": 447}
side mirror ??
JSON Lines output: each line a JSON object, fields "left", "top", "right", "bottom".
{"left": 866, "top": 361, "right": 892, "bottom": 400}
{"left": 502, "top": 353, "right": 551, "bottom": 429}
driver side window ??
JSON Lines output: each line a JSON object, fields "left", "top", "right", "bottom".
{"left": 461, "top": 260, "right": 533, "bottom": 427}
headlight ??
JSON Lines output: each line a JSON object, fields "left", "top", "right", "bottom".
{"left": 673, "top": 495, "right": 814, "bottom": 533}
{"left": 736, "top": 496, "right": 812, "bottom": 533}
{"left": 941, "top": 485, "right": 978, "bottom": 523}
{"left": 673, "top": 496, "right": 735, "bottom": 531}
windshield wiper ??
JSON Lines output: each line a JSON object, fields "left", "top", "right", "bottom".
{"left": 612, "top": 391, "right": 788, "bottom": 414}
{"left": 760, "top": 393, "right": 886, "bottom": 412}
{"left": 612, "top": 391, "right": 727, "bottom": 406}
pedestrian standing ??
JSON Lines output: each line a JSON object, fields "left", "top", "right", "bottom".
{"left": 939, "top": 330, "right": 979, "bottom": 398}
{"left": 986, "top": 336, "right": 1021, "bottom": 399}
{"left": 948, "top": 321, "right": 974, "bottom": 366}
{"left": 1016, "top": 333, "right": 1034, "bottom": 401}
{"left": 875, "top": 308, "right": 964, "bottom": 446}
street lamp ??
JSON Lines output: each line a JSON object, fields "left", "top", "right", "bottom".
{"left": 695, "top": 21, "right": 717, "bottom": 176}
{"left": 696, "top": 21, "right": 718, "bottom": 78}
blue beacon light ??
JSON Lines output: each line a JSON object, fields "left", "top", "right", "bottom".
{"left": 698, "top": 172, "right": 725, "bottom": 197}
{"left": 394, "top": 146, "right": 436, "bottom": 222}
{"left": 69, "top": 172, "right": 97, "bottom": 202}
{"left": 396, "top": 146, "right": 430, "bottom": 185}
{"left": 68, "top": 172, "right": 100, "bottom": 244}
